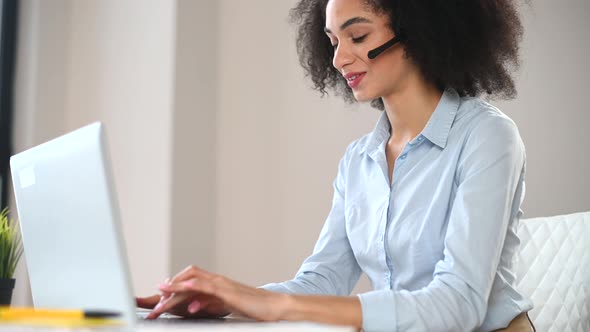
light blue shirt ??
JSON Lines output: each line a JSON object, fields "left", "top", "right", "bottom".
{"left": 262, "top": 89, "right": 533, "bottom": 331}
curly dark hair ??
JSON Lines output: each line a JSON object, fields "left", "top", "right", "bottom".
{"left": 290, "top": 0, "right": 524, "bottom": 110}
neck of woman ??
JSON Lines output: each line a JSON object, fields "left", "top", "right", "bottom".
{"left": 382, "top": 75, "right": 443, "bottom": 140}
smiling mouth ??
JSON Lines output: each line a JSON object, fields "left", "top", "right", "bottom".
{"left": 345, "top": 73, "right": 365, "bottom": 89}
{"left": 347, "top": 74, "right": 361, "bottom": 82}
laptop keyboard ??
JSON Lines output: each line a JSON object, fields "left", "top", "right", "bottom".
{"left": 136, "top": 310, "right": 237, "bottom": 325}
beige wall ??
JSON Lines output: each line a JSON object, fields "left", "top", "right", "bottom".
{"left": 215, "top": 0, "right": 377, "bottom": 289}
{"left": 495, "top": 0, "right": 590, "bottom": 218}
{"left": 65, "top": 0, "right": 177, "bottom": 296}
{"left": 169, "top": 0, "right": 218, "bottom": 275}
{"left": 11, "top": 0, "right": 590, "bottom": 306}
{"left": 12, "top": 0, "right": 179, "bottom": 304}
{"left": 11, "top": 0, "right": 70, "bottom": 305}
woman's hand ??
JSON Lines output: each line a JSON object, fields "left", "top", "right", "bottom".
{"left": 137, "top": 293, "right": 229, "bottom": 319}
{"left": 136, "top": 294, "right": 160, "bottom": 310}
{"left": 146, "top": 265, "right": 289, "bottom": 321}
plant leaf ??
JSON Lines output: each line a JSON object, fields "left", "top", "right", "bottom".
{"left": 0, "top": 208, "right": 23, "bottom": 278}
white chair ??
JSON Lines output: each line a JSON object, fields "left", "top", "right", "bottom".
{"left": 516, "top": 211, "right": 590, "bottom": 331}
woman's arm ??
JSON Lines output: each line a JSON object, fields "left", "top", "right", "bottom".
{"left": 149, "top": 265, "right": 363, "bottom": 328}
{"left": 282, "top": 294, "right": 362, "bottom": 328}
{"left": 147, "top": 142, "right": 365, "bottom": 322}
{"left": 262, "top": 142, "right": 363, "bottom": 296}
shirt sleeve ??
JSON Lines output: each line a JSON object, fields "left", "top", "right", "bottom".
{"left": 261, "top": 143, "right": 363, "bottom": 296}
{"left": 358, "top": 116, "right": 526, "bottom": 331}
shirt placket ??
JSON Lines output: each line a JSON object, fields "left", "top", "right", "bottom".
{"left": 382, "top": 135, "right": 423, "bottom": 288}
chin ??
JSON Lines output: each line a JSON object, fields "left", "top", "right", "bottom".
{"left": 352, "top": 91, "right": 378, "bottom": 103}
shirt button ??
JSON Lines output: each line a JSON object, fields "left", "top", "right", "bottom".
{"left": 417, "top": 136, "right": 424, "bottom": 141}
{"left": 400, "top": 154, "right": 407, "bottom": 160}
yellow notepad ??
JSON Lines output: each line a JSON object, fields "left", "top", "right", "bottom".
{"left": 0, "top": 307, "right": 124, "bottom": 327}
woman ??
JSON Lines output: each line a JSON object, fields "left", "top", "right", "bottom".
{"left": 138, "top": 0, "right": 535, "bottom": 330}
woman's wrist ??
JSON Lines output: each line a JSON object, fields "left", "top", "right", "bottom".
{"left": 277, "top": 293, "right": 298, "bottom": 321}
{"left": 276, "top": 293, "right": 362, "bottom": 329}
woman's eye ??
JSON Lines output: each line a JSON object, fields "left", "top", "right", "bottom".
{"left": 330, "top": 34, "right": 367, "bottom": 49}
{"left": 352, "top": 34, "right": 368, "bottom": 43}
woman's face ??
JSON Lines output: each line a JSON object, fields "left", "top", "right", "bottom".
{"left": 325, "top": 0, "right": 412, "bottom": 102}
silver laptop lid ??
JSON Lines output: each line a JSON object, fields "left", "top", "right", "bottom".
{"left": 10, "top": 122, "right": 135, "bottom": 325}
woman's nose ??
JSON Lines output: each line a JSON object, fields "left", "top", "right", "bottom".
{"left": 332, "top": 43, "right": 354, "bottom": 70}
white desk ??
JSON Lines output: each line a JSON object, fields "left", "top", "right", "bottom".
{"left": 0, "top": 320, "right": 356, "bottom": 331}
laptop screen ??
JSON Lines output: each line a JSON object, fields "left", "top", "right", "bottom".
{"left": 10, "top": 123, "right": 136, "bottom": 325}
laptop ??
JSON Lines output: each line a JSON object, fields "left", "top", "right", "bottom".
{"left": 10, "top": 122, "right": 146, "bottom": 326}
{"left": 10, "top": 122, "right": 358, "bottom": 330}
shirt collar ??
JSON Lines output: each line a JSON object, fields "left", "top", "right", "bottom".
{"left": 364, "top": 111, "right": 391, "bottom": 158}
{"left": 363, "top": 88, "right": 461, "bottom": 155}
{"left": 420, "top": 88, "right": 460, "bottom": 148}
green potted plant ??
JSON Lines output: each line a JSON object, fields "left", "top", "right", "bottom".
{"left": 0, "top": 208, "right": 23, "bottom": 305}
